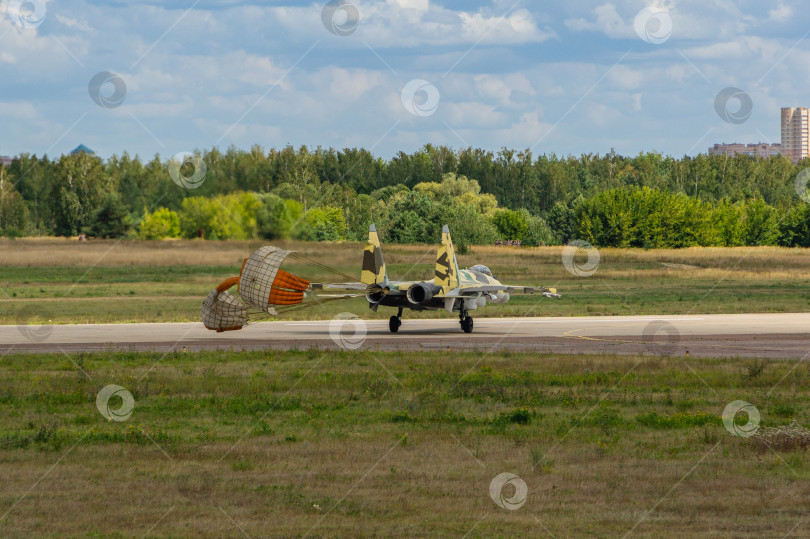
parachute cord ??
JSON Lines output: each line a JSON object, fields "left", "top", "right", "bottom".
{"left": 263, "top": 294, "right": 363, "bottom": 316}
{"left": 288, "top": 253, "right": 358, "bottom": 283}
{"left": 237, "top": 293, "right": 361, "bottom": 320}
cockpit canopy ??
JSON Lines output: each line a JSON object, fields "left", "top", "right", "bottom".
{"left": 469, "top": 264, "right": 493, "bottom": 277}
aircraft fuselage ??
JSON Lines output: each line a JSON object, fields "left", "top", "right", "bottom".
{"left": 367, "top": 268, "right": 508, "bottom": 313}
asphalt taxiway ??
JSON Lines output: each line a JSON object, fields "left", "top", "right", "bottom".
{"left": 1, "top": 313, "right": 809, "bottom": 359}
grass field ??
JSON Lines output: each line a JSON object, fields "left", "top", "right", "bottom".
{"left": 1, "top": 238, "right": 810, "bottom": 325}
{"left": 2, "top": 240, "right": 809, "bottom": 536}
{"left": 0, "top": 348, "right": 808, "bottom": 537}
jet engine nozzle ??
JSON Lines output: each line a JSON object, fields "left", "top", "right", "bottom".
{"left": 406, "top": 282, "right": 440, "bottom": 306}
{"left": 365, "top": 284, "right": 389, "bottom": 304}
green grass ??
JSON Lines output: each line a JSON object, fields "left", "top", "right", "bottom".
{"left": 0, "top": 349, "right": 809, "bottom": 536}
{"left": 2, "top": 264, "right": 810, "bottom": 325}
{"left": 2, "top": 241, "right": 810, "bottom": 325}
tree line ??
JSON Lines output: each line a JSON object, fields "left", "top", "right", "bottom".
{"left": 1, "top": 144, "right": 809, "bottom": 248}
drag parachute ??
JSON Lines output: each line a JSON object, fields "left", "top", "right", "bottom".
{"left": 201, "top": 246, "right": 359, "bottom": 332}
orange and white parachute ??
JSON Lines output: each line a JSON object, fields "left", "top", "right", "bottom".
{"left": 201, "top": 246, "right": 359, "bottom": 332}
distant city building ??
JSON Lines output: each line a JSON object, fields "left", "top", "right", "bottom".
{"left": 781, "top": 107, "right": 810, "bottom": 163}
{"left": 708, "top": 142, "right": 782, "bottom": 158}
{"left": 70, "top": 144, "right": 96, "bottom": 156}
{"left": 708, "top": 106, "right": 810, "bottom": 162}
{"left": 0, "top": 156, "right": 11, "bottom": 166}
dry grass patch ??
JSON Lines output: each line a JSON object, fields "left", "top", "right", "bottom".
{"left": 752, "top": 421, "right": 810, "bottom": 453}
{"left": 1, "top": 350, "right": 810, "bottom": 535}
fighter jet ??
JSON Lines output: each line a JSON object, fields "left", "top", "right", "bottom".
{"left": 201, "top": 224, "right": 560, "bottom": 334}
{"left": 351, "top": 224, "right": 560, "bottom": 333}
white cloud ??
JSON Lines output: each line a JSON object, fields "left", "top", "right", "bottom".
{"left": 473, "top": 73, "right": 535, "bottom": 106}
{"left": 388, "top": 0, "right": 429, "bottom": 12}
{"left": 324, "top": 2, "right": 556, "bottom": 47}
{"left": 684, "top": 41, "right": 747, "bottom": 60}
{"left": 0, "top": 102, "right": 39, "bottom": 120}
{"left": 494, "top": 111, "right": 554, "bottom": 147}
{"left": 236, "top": 54, "right": 287, "bottom": 88}
{"left": 664, "top": 64, "right": 690, "bottom": 83}
{"left": 318, "top": 67, "right": 386, "bottom": 100}
{"left": 631, "top": 92, "right": 642, "bottom": 112}
{"left": 583, "top": 101, "right": 621, "bottom": 127}
{"left": 564, "top": 3, "right": 631, "bottom": 39}
{"left": 55, "top": 14, "right": 91, "bottom": 32}
{"left": 767, "top": 3, "right": 792, "bottom": 23}
{"left": 608, "top": 65, "right": 644, "bottom": 90}
{"left": 562, "top": 1, "right": 780, "bottom": 42}
{"left": 124, "top": 100, "right": 195, "bottom": 119}
{"left": 458, "top": 9, "right": 546, "bottom": 43}
{"left": 444, "top": 101, "right": 504, "bottom": 128}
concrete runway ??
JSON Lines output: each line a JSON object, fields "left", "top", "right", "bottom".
{"left": 2, "top": 313, "right": 809, "bottom": 359}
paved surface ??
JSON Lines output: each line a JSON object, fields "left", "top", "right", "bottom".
{"left": 2, "top": 313, "right": 809, "bottom": 359}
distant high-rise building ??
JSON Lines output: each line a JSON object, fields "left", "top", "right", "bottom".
{"left": 709, "top": 142, "right": 782, "bottom": 158}
{"left": 781, "top": 107, "right": 810, "bottom": 163}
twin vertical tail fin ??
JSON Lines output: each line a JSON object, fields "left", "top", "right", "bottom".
{"left": 361, "top": 224, "right": 388, "bottom": 286}
{"left": 434, "top": 225, "right": 460, "bottom": 292}
{"left": 361, "top": 223, "right": 459, "bottom": 293}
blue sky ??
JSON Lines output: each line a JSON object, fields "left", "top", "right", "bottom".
{"left": 1, "top": 0, "right": 809, "bottom": 160}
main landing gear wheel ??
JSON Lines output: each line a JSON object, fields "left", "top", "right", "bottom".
{"left": 460, "top": 314, "right": 474, "bottom": 333}
{"left": 389, "top": 308, "right": 404, "bottom": 333}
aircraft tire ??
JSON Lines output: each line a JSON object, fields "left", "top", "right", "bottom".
{"left": 389, "top": 315, "right": 401, "bottom": 333}
{"left": 461, "top": 316, "right": 474, "bottom": 333}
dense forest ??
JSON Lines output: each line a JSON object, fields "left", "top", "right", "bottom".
{"left": 1, "top": 144, "right": 810, "bottom": 248}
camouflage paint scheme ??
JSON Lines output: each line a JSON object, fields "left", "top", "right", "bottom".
{"left": 354, "top": 224, "right": 558, "bottom": 315}
{"left": 203, "top": 224, "right": 559, "bottom": 334}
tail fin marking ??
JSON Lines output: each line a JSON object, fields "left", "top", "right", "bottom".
{"left": 361, "top": 224, "right": 387, "bottom": 285}
{"left": 434, "top": 225, "right": 460, "bottom": 291}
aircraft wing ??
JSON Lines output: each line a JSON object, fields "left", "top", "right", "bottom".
{"left": 448, "top": 284, "right": 507, "bottom": 295}
{"left": 446, "top": 285, "right": 560, "bottom": 298}
{"left": 506, "top": 286, "right": 560, "bottom": 297}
